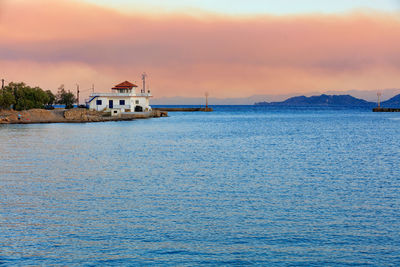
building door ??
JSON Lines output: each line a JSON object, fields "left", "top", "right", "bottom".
{"left": 109, "top": 100, "right": 113, "bottom": 109}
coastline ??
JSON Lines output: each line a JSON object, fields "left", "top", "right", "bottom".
{"left": 0, "top": 108, "right": 168, "bottom": 124}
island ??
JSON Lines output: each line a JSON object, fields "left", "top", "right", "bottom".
{"left": 255, "top": 94, "right": 376, "bottom": 107}
{"left": 255, "top": 93, "right": 400, "bottom": 109}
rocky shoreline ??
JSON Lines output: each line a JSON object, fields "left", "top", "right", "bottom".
{"left": 0, "top": 108, "right": 168, "bottom": 124}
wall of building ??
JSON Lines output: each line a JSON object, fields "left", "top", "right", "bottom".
{"left": 89, "top": 96, "right": 151, "bottom": 112}
{"left": 129, "top": 97, "right": 151, "bottom": 111}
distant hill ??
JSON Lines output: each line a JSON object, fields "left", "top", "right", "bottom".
{"left": 381, "top": 94, "right": 400, "bottom": 108}
{"left": 255, "top": 94, "right": 376, "bottom": 107}
{"left": 151, "top": 89, "right": 400, "bottom": 105}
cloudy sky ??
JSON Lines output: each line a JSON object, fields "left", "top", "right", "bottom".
{"left": 1, "top": 0, "right": 400, "bottom": 99}
{"left": 83, "top": 0, "right": 400, "bottom": 14}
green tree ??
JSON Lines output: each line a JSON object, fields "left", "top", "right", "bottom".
{"left": 56, "top": 85, "right": 77, "bottom": 109}
{"left": 45, "top": 90, "right": 56, "bottom": 105}
{"left": 2, "top": 82, "right": 49, "bottom": 110}
{"left": 0, "top": 89, "right": 16, "bottom": 109}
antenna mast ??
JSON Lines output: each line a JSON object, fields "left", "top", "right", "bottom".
{"left": 142, "top": 73, "right": 147, "bottom": 94}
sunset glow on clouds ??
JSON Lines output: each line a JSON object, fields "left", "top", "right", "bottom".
{"left": 82, "top": 0, "right": 400, "bottom": 15}
{"left": 1, "top": 0, "right": 400, "bottom": 99}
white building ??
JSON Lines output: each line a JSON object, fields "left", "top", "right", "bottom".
{"left": 87, "top": 81, "right": 152, "bottom": 114}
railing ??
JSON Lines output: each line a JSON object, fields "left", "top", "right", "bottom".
{"left": 90, "top": 93, "right": 135, "bottom": 97}
{"left": 135, "top": 93, "right": 153, "bottom": 97}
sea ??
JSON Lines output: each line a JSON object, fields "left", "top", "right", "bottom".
{"left": 1, "top": 105, "right": 400, "bottom": 266}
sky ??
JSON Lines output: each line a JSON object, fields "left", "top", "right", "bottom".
{"left": 1, "top": 0, "right": 400, "bottom": 101}
{"left": 83, "top": 0, "right": 400, "bottom": 15}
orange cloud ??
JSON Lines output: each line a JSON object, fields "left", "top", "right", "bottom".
{"left": 1, "top": 0, "right": 400, "bottom": 99}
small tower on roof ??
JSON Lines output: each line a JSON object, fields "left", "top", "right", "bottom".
{"left": 111, "top": 81, "right": 138, "bottom": 93}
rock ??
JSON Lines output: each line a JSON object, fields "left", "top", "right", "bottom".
{"left": 63, "top": 108, "right": 101, "bottom": 120}
{"left": 0, "top": 117, "right": 10, "bottom": 123}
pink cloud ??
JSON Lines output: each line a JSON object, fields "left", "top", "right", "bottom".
{"left": 1, "top": 0, "right": 400, "bottom": 98}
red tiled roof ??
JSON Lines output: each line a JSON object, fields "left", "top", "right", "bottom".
{"left": 112, "top": 81, "right": 138, "bottom": 90}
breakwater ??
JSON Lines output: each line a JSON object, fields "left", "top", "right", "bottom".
{"left": 0, "top": 108, "right": 167, "bottom": 124}
{"left": 373, "top": 107, "right": 400, "bottom": 112}
{"left": 153, "top": 107, "right": 213, "bottom": 112}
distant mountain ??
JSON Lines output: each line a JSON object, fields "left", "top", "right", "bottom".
{"left": 151, "top": 89, "right": 400, "bottom": 105}
{"left": 381, "top": 94, "right": 400, "bottom": 108}
{"left": 255, "top": 94, "right": 376, "bottom": 107}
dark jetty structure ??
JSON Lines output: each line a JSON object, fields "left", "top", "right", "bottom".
{"left": 373, "top": 94, "right": 400, "bottom": 112}
{"left": 154, "top": 107, "right": 213, "bottom": 112}
{"left": 373, "top": 108, "right": 400, "bottom": 112}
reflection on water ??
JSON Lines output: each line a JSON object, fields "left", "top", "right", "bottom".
{"left": 1, "top": 106, "right": 400, "bottom": 265}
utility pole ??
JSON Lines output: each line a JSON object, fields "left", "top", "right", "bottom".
{"left": 92, "top": 84, "right": 94, "bottom": 94}
{"left": 377, "top": 92, "right": 382, "bottom": 109}
{"left": 76, "top": 84, "right": 80, "bottom": 105}
{"left": 1, "top": 79, "right": 4, "bottom": 98}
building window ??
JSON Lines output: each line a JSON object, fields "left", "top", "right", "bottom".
{"left": 96, "top": 100, "right": 102, "bottom": 105}
{"left": 135, "top": 100, "right": 139, "bottom": 104}
{"left": 120, "top": 100, "right": 125, "bottom": 105}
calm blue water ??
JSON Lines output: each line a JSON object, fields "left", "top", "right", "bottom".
{"left": 1, "top": 106, "right": 400, "bottom": 266}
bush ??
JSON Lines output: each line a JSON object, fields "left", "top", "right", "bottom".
{"left": 44, "top": 105, "right": 55, "bottom": 110}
